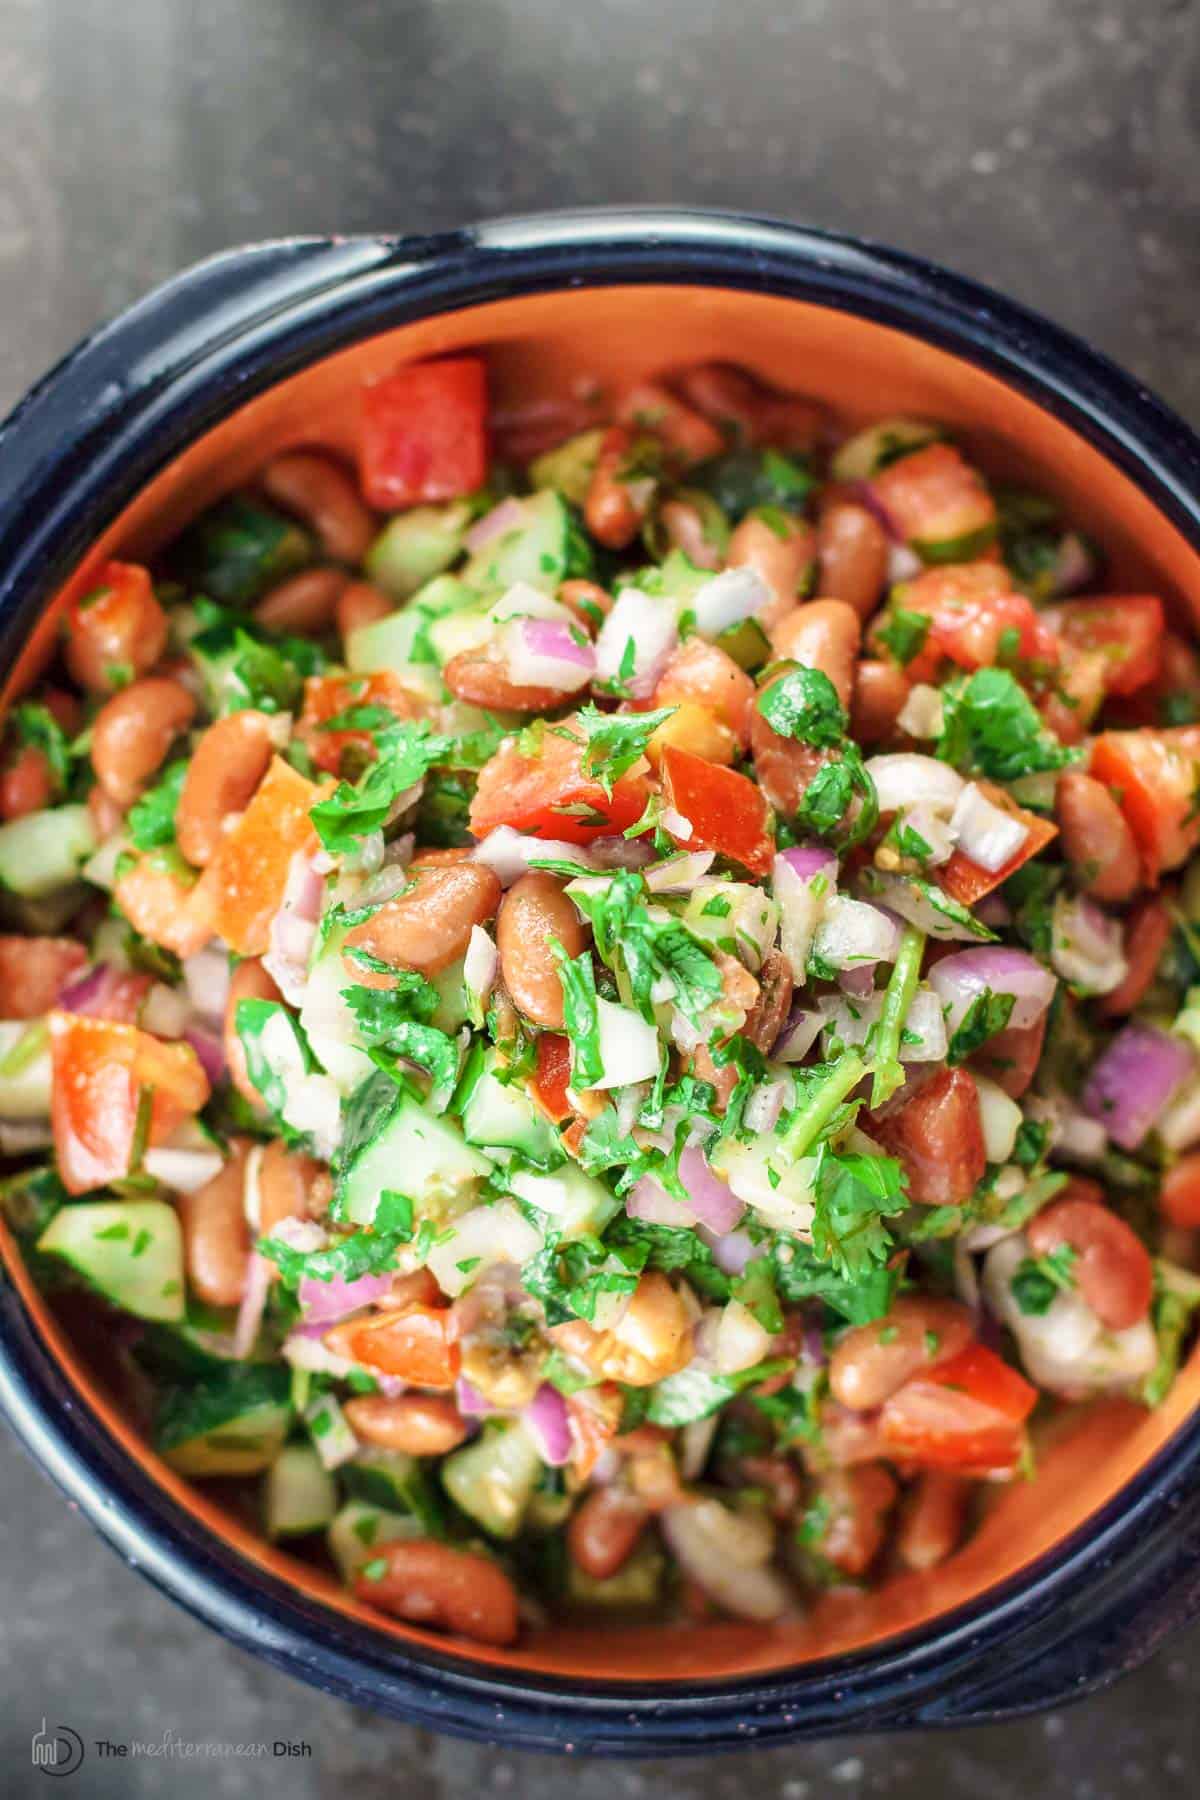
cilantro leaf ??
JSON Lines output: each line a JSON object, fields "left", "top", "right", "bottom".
{"left": 645, "top": 1358, "right": 790, "bottom": 1426}
{"left": 189, "top": 598, "right": 325, "bottom": 715}
{"left": 561, "top": 703, "right": 678, "bottom": 798}
{"left": 234, "top": 998, "right": 316, "bottom": 1143}
{"left": 553, "top": 943, "right": 603, "bottom": 1088}
{"left": 127, "top": 759, "right": 189, "bottom": 852}
{"left": 11, "top": 701, "right": 76, "bottom": 793}
{"left": 876, "top": 605, "right": 931, "bottom": 667}
{"left": 260, "top": 1219, "right": 412, "bottom": 1289}
{"left": 936, "top": 667, "right": 1078, "bottom": 783}
{"left": 771, "top": 1238, "right": 900, "bottom": 1325}
{"left": 794, "top": 745, "right": 879, "bottom": 850}
{"left": 809, "top": 1145, "right": 909, "bottom": 1280}
{"left": 756, "top": 667, "right": 847, "bottom": 748}
{"left": 341, "top": 972, "right": 439, "bottom": 1033}
{"left": 605, "top": 1215, "right": 731, "bottom": 1304}
{"left": 309, "top": 720, "right": 454, "bottom": 855}
{"left": 566, "top": 869, "right": 721, "bottom": 1024}
{"left": 1011, "top": 1244, "right": 1077, "bottom": 1315}
{"left": 521, "top": 1233, "right": 638, "bottom": 1326}
{"left": 946, "top": 987, "right": 1016, "bottom": 1065}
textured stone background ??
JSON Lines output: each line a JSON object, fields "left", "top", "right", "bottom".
{"left": 1, "top": 0, "right": 1198, "bottom": 1792}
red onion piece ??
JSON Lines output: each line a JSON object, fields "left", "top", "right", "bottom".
{"left": 588, "top": 835, "right": 656, "bottom": 871}
{"left": 698, "top": 1226, "right": 757, "bottom": 1275}
{"left": 594, "top": 588, "right": 679, "bottom": 698}
{"left": 951, "top": 782, "right": 1029, "bottom": 873}
{"left": 263, "top": 851, "right": 324, "bottom": 1005}
{"left": 1081, "top": 1024, "right": 1195, "bottom": 1151}
{"left": 522, "top": 1383, "right": 572, "bottom": 1466}
{"left": 644, "top": 850, "right": 716, "bottom": 893}
{"left": 779, "top": 845, "right": 838, "bottom": 882}
{"left": 854, "top": 478, "right": 903, "bottom": 541}
{"left": 57, "top": 964, "right": 124, "bottom": 1015}
{"left": 772, "top": 1002, "right": 824, "bottom": 1063}
{"left": 298, "top": 1267, "right": 396, "bottom": 1328}
{"left": 233, "top": 1252, "right": 272, "bottom": 1359}
{"left": 743, "top": 1078, "right": 789, "bottom": 1135}
{"left": 503, "top": 617, "right": 595, "bottom": 692}
{"left": 929, "top": 946, "right": 1057, "bottom": 1035}
{"left": 472, "top": 826, "right": 594, "bottom": 886}
{"left": 464, "top": 495, "right": 527, "bottom": 553}
{"left": 838, "top": 964, "right": 876, "bottom": 998}
{"left": 627, "top": 1176, "right": 700, "bottom": 1229}
{"left": 183, "top": 1025, "right": 226, "bottom": 1087}
{"left": 182, "top": 948, "right": 231, "bottom": 1024}
{"left": 455, "top": 1376, "right": 497, "bottom": 1418}
{"left": 677, "top": 1144, "right": 745, "bottom": 1234}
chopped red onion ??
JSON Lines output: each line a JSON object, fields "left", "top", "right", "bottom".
{"left": 854, "top": 479, "right": 903, "bottom": 541}
{"left": 838, "top": 964, "right": 876, "bottom": 998}
{"left": 779, "top": 845, "right": 839, "bottom": 882}
{"left": 660, "top": 806, "right": 694, "bottom": 842}
{"left": 773, "top": 849, "right": 836, "bottom": 976}
{"left": 677, "top": 1144, "right": 745, "bottom": 1234}
{"left": 929, "top": 946, "right": 1057, "bottom": 1035}
{"left": 689, "top": 566, "right": 770, "bottom": 636}
{"left": 233, "top": 1253, "right": 272, "bottom": 1359}
{"left": 644, "top": 850, "right": 716, "bottom": 893}
{"left": 263, "top": 851, "right": 325, "bottom": 1005}
{"left": 456, "top": 1376, "right": 497, "bottom": 1418}
{"left": 589, "top": 834, "right": 656, "bottom": 871}
{"left": 1051, "top": 532, "right": 1096, "bottom": 596}
{"left": 594, "top": 588, "right": 679, "bottom": 698}
{"left": 298, "top": 1267, "right": 396, "bottom": 1327}
{"left": 464, "top": 495, "right": 527, "bottom": 553}
{"left": 951, "top": 782, "right": 1030, "bottom": 872}
{"left": 523, "top": 1384, "right": 572, "bottom": 1466}
{"left": 743, "top": 1077, "right": 789, "bottom": 1135}
{"left": 503, "top": 617, "right": 595, "bottom": 692}
{"left": 864, "top": 753, "right": 963, "bottom": 816}
{"left": 698, "top": 1226, "right": 757, "bottom": 1276}
{"left": 183, "top": 1025, "right": 226, "bottom": 1088}
{"left": 627, "top": 1175, "right": 701, "bottom": 1229}
{"left": 772, "top": 1003, "right": 824, "bottom": 1063}
{"left": 182, "top": 948, "right": 231, "bottom": 1024}
{"left": 1051, "top": 892, "right": 1127, "bottom": 995}
{"left": 473, "top": 825, "right": 594, "bottom": 886}
{"left": 57, "top": 964, "right": 123, "bottom": 1015}
{"left": 660, "top": 1502, "right": 791, "bottom": 1621}
{"left": 867, "top": 871, "right": 988, "bottom": 941}
{"left": 1081, "top": 1024, "right": 1195, "bottom": 1151}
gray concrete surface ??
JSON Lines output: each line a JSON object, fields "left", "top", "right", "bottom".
{"left": 1, "top": 0, "right": 1199, "bottom": 1791}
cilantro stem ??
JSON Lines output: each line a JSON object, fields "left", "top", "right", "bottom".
{"left": 868, "top": 923, "right": 925, "bottom": 1107}
{"left": 778, "top": 1051, "right": 867, "bottom": 1163}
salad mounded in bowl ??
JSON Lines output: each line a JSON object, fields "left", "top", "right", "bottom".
{"left": 3, "top": 353, "right": 1200, "bottom": 1649}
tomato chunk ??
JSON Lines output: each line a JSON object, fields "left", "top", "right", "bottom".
{"left": 208, "top": 758, "right": 326, "bottom": 955}
{"left": 298, "top": 671, "right": 425, "bottom": 775}
{"left": 49, "top": 1012, "right": 210, "bottom": 1195}
{"left": 1045, "top": 595, "right": 1164, "bottom": 696}
{"left": 1161, "top": 1152, "right": 1200, "bottom": 1229}
{"left": 0, "top": 936, "right": 87, "bottom": 1018}
{"left": 867, "top": 1067, "right": 986, "bottom": 1206}
{"left": 469, "top": 714, "right": 650, "bottom": 844}
{"left": 884, "top": 564, "right": 1059, "bottom": 682}
{"left": 346, "top": 1304, "right": 461, "bottom": 1389}
{"left": 652, "top": 639, "right": 757, "bottom": 749}
{"left": 938, "top": 781, "right": 1058, "bottom": 906}
{"left": 658, "top": 744, "right": 775, "bottom": 877}
{"left": 1089, "top": 727, "right": 1200, "bottom": 883}
{"left": 880, "top": 1342, "right": 1037, "bottom": 1474}
{"left": 869, "top": 444, "right": 997, "bottom": 559}
{"left": 969, "top": 1010, "right": 1048, "bottom": 1100}
{"left": 360, "top": 357, "right": 488, "bottom": 510}
{"left": 531, "top": 1032, "right": 573, "bottom": 1124}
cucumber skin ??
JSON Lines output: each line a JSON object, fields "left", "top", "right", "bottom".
{"left": 155, "top": 1362, "right": 293, "bottom": 1475}
{"left": 365, "top": 503, "right": 471, "bottom": 599}
{"left": 265, "top": 1443, "right": 338, "bottom": 1538}
{"left": 340, "top": 1092, "right": 491, "bottom": 1227}
{"left": 441, "top": 1420, "right": 543, "bottom": 1540}
{"left": 0, "top": 805, "right": 96, "bottom": 898}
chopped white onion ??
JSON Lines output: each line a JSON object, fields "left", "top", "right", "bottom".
{"left": 472, "top": 826, "right": 594, "bottom": 886}
{"left": 811, "top": 896, "right": 900, "bottom": 970}
{"left": 715, "top": 1298, "right": 774, "bottom": 1374}
{"left": 864, "top": 753, "right": 964, "bottom": 816}
{"left": 660, "top": 1501, "right": 792, "bottom": 1621}
{"left": 951, "top": 783, "right": 1029, "bottom": 873}
{"left": 1159, "top": 1075, "right": 1200, "bottom": 1152}
{"left": 973, "top": 1074, "right": 1023, "bottom": 1163}
{"left": 660, "top": 806, "right": 693, "bottom": 842}
{"left": 689, "top": 566, "right": 771, "bottom": 636}
{"left": 141, "top": 982, "right": 193, "bottom": 1039}
{"left": 644, "top": 851, "right": 716, "bottom": 893}
{"left": 182, "top": 948, "right": 232, "bottom": 1024}
{"left": 773, "top": 1007, "right": 825, "bottom": 1063}
{"left": 819, "top": 988, "right": 945, "bottom": 1062}
{"left": 743, "top": 1076, "right": 790, "bottom": 1135}
{"left": 589, "top": 997, "right": 662, "bottom": 1089}
{"left": 897, "top": 683, "right": 944, "bottom": 739}
{"left": 772, "top": 851, "right": 835, "bottom": 976}
{"left": 594, "top": 587, "right": 679, "bottom": 698}
{"left": 463, "top": 925, "right": 498, "bottom": 1019}
{"left": 425, "top": 1200, "right": 543, "bottom": 1298}
{"left": 1051, "top": 892, "right": 1127, "bottom": 995}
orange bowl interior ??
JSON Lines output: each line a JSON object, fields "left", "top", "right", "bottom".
{"left": 4, "top": 280, "right": 1200, "bottom": 1684}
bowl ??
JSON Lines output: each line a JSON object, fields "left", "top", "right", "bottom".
{"left": 2, "top": 209, "right": 1200, "bottom": 1753}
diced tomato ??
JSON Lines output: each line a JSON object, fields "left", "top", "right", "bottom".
{"left": 658, "top": 745, "right": 775, "bottom": 877}
{"left": 880, "top": 1342, "right": 1037, "bottom": 1474}
{"left": 1038, "top": 647, "right": 1109, "bottom": 745}
{"left": 1097, "top": 893, "right": 1173, "bottom": 1018}
{"left": 49, "top": 1012, "right": 210, "bottom": 1195}
{"left": 651, "top": 638, "right": 757, "bottom": 748}
{"left": 63, "top": 560, "right": 168, "bottom": 692}
{"left": 0, "top": 936, "right": 87, "bottom": 1018}
{"left": 531, "top": 1032, "right": 573, "bottom": 1123}
{"left": 468, "top": 714, "right": 650, "bottom": 844}
{"left": 298, "top": 671, "right": 425, "bottom": 775}
{"left": 1089, "top": 727, "right": 1200, "bottom": 883}
{"left": 1161, "top": 1152, "right": 1200, "bottom": 1228}
{"left": 346, "top": 1304, "right": 461, "bottom": 1389}
{"left": 1044, "top": 595, "right": 1164, "bottom": 697}
{"left": 565, "top": 1384, "right": 622, "bottom": 1479}
{"left": 867, "top": 1067, "right": 986, "bottom": 1206}
{"left": 969, "top": 1010, "right": 1048, "bottom": 1099}
{"left": 938, "top": 782, "right": 1058, "bottom": 906}
{"left": 886, "top": 564, "right": 1060, "bottom": 684}
{"left": 360, "top": 357, "right": 488, "bottom": 510}
{"left": 869, "top": 444, "right": 997, "bottom": 558}
{"left": 208, "top": 758, "right": 326, "bottom": 955}
{"left": 1107, "top": 631, "right": 1200, "bottom": 729}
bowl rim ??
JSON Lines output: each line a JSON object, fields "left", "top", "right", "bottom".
{"left": 2, "top": 206, "right": 1200, "bottom": 1751}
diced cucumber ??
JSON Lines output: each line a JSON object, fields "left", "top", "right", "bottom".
{"left": 462, "top": 489, "right": 590, "bottom": 595}
{"left": 340, "top": 1090, "right": 491, "bottom": 1226}
{"left": 173, "top": 495, "right": 312, "bottom": 605}
{"left": 529, "top": 430, "right": 604, "bottom": 505}
{"left": 299, "top": 927, "right": 374, "bottom": 1095}
{"left": 683, "top": 880, "right": 779, "bottom": 970}
{"left": 154, "top": 1363, "right": 293, "bottom": 1476}
{"left": 305, "top": 1392, "right": 359, "bottom": 1469}
{"left": 429, "top": 956, "right": 471, "bottom": 1034}
{"left": 327, "top": 1500, "right": 423, "bottom": 1584}
{"left": 914, "top": 523, "right": 998, "bottom": 566}
{"left": 134, "top": 1313, "right": 251, "bottom": 1380}
{"left": 441, "top": 1420, "right": 543, "bottom": 1540}
{"left": 830, "top": 418, "right": 943, "bottom": 483}
{"left": 265, "top": 1442, "right": 338, "bottom": 1538}
{"left": 0, "top": 1021, "right": 52, "bottom": 1118}
{"left": 460, "top": 1047, "right": 559, "bottom": 1166}
{"left": 345, "top": 574, "right": 475, "bottom": 679}
{"left": 508, "top": 1164, "right": 619, "bottom": 1239}
{"left": 697, "top": 449, "right": 813, "bottom": 520}
{"left": 37, "top": 1200, "right": 185, "bottom": 1322}
{"left": 565, "top": 1540, "right": 664, "bottom": 1611}
{"left": 365, "top": 502, "right": 473, "bottom": 599}
{"left": 424, "top": 1199, "right": 543, "bottom": 1297}
{"left": 341, "top": 1448, "right": 420, "bottom": 1513}
{"left": 640, "top": 548, "right": 709, "bottom": 606}
{"left": 714, "top": 616, "right": 771, "bottom": 671}
{"left": 0, "top": 805, "right": 96, "bottom": 897}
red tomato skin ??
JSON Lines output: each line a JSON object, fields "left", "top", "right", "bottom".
{"left": 970, "top": 1010, "right": 1048, "bottom": 1100}
{"left": 49, "top": 1013, "right": 209, "bottom": 1195}
{"left": 868, "top": 1067, "right": 987, "bottom": 1206}
{"left": 879, "top": 1342, "right": 1036, "bottom": 1473}
{"left": 1089, "top": 727, "right": 1200, "bottom": 883}
{"left": 659, "top": 744, "right": 775, "bottom": 877}
{"left": 348, "top": 1305, "right": 461, "bottom": 1388}
{"left": 1161, "top": 1153, "right": 1200, "bottom": 1228}
{"left": 1046, "top": 595, "right": 1164, "bottom": 696}
{"left": 360, "top": 358, "right": 488, "bottom": 510}
{"left": 298, "top": 671, "right": 423, "bottom": 774}
{"left": 469, "top": 719, "right": 650, "bottom": 845}
{"left": 938, "top": 783, "right": 1059, "bottom": 905}
{"left": 532, "top": 1033, "right": 573, "bottom": 1123}
{"left": 869, "top": 444, "right": 997, "bottom": 551}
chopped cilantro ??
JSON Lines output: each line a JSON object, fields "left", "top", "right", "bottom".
{"left": 756, "top": 667, "right": 847, "bottom": 748}
{"left": 936, "top": 667, "right": 1078, "bottom": 783}
{"left": 127, "top": 759, "right": 189, "bottom": 852}
{"left": 310, "top": 720, "right": 454, "bottom": 855}
{"left": 946, "top": 988, "right": 1016, "bottom": 1065}
{"left": 876, "top": 605, "right": 931, "bottom": 667}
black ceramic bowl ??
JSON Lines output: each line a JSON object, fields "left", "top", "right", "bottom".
{"left": 2, "top": 210, "right": 1200, "bottom": 1753}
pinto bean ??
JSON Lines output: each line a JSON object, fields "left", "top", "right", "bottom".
{"left": 896, "top": 1471, "right": 972, "bottom": 1572}
{"left": 0, "top": 935, "right": 87, "bottom": 1017}
{"left": 673, "top": 363, "right": 823, "bottom": 452}
{"left": 176, "top": 711, "right": 277, "bottom": 866}
{"left": 224, "top": 958, "right": 283, "bottom": 1110}
{"left": 343, "top": 861, "right": 501, "bottom": 981}
{"left": 741, "top": 948, "right": 793, "bottom": 1053}
{"left": 769, "top": 600, "right": 862, "bottom": 710}
{"left": 344, "top": 1394, "right": 469, "bottom": 1456}
{"left": 442, "top": 644, "right": 576, "bottom": 714}
{"left": 336, "top": 579, "right": 393, "bottom": 640}
{"left": 726, "top": 514, "right": 813, "bottom": 626}
{"left": 585, "top": 425, "right": 653, "bottom": 550}
{"left": 261, "top": 450, "right": 375, "bottom": 564}
{"left": 616, "top": 380, "right": 725, "bottom": 466}
{"left": 253, "top": 567, "right": 348, "bottom": 635}
{"left": 354, "top": 1539, "right": 519, "bottom": 1646}
{"left": 90, "top": 678, "right": 196, "bottom": 807}
{"left": 114, "top": 857, "right": 219, "bottom": 958}
{"left": 257, "top": 1138, "right": 326, "bottom": 1234}
{"left": 813, "top": 1464, "right": 898, "bottom": 1576}
{"left": 176, "top": 1139, "right": 252, "bottom": 1308}
{"left": 851, "top": 660, "right": 911, "bottom": 745}
{"left": 88, "top": 783, "right": 125, "bottom": 839}
{"left": 0, "top": 745, "right": 53, "bottom": 819}
{"left": 816, "top": 502, "right": 890, "bottom": 620}
{"left": 567, "top": 1486, "right": 650, "bottom": 1579}
{"left": 1097, "top": 893, "right": 1172, "bottom": 1018}
{"left": 558, "top": 578, "right": 612, "bottom": 626}
{"left": 657, "top": 497, "right": 723, "bottom": 569}
{"left": 1027, "top": 1191, "right": 1153, "bottom": 1330}
{"left": 1055, "top": 771, "right": 1140, "bottom": 904}
{"left": 496, "top": 872, "right": 587, "bottom": 1028}
{"left": 829, "top": 1296, "right": 975, "bottom": 1411}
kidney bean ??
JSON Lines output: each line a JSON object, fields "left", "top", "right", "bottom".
{"left": 88, "top": 783, "right": 125, "bottom": 839}
{"left": 343, "top": 861, "right": 501, "bottom": 981}
{"left": 585, "top": 425, "right": 654, "bottom": 549}
{"left": 224, "top": 958, "right": 283, "bottom": 1110}
{"left": 1097, "top": 893, "right": 1172, "bottom": 1018}
{"left": 496, "top": 871, "right": 587, "bottom": 1028}
{"left": 557, "top": 578, "right": 612, "bottom": 627}
{"left": 1055, "top": 770, "right": 1140, "bottom": 904}
{"left": 658, "top": 497, "right": 723, "bottom": 569}
{"left": 344, "top": 1394, "right": 469, "bottom": 1456}
{"left": 64, "top": 572, "right": 168, "bottom": 694}
{"left": 442, "top": 645, "right": 574, "bottom": 714}
{"left": 567, "top": 1486, "right": 650, "bottom": 1579}
{"left": 354, "top": 1539, "right": 519, "bottom": 1646}
{"left": 617, "top": 380, "right": 725, "bottom": 466}
{"left": 0, "top": 745, "right": 53, "bottom": 819}
{"left": 813, "top": 1464, "right": 898, "bottom": 1576}
{"left": 176, "top": 1139, "right": 253, "bottom": 1308}
{"left": 336, "top": 579, "right": 393, "bottom": 640}
{"left": 769, "top": 600, "right": 862, "bottom": 710}
{"left": 867, "top": 1066, "right": 987, "bottom": 1205}
{"left": 257, "top": 1138, "right": 325, "bottom": 1235}
{"left": 896, "top": 1471, "right": 971, "bottom": 1571}
{"left": 851, "top": 660, "right": 911, "bottom": 745}
{"left": 114, "top": 857, "right": 219, "bottom": 958}
{"left": 741, "top": 947, "right": 793, "bottom": 1053}
{"left": 738, "top": 1454, "right": 802, "bottom": 1520}
{"left": 726, "top": 514, "right": 813, "bottom": 625}
{"left": 1027, "top": 1193, "right": 1153, "bottom": 1330}
{"left": 261, "top": 450, "right": 375, "bottom": 565}
{"left": 253, "top": 567, "right": 348, "bottom": 635}
{"left": 829, "top": 1296, "right": 975, "bottom": 1411}
{"left": 176, "top": 711, "right": 277, "bottom": 866}
{"left": 816, "top": 502, "right": 890, "bottom": 620}
{"left": 90, "top": 677, "right": 197, "bottom": 807}
{"left": 0, "top": 935, "right": 87, "bottom": 1017}
{"left": 674, "top": 363, "right": 823, "bottom": 452}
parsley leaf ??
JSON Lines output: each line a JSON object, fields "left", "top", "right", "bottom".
{"left": 234, "top": 998, "right": 316, "bottom": 1143}
{"left": 946, "top": 987, "right": 1016, "bottom": 1065}
{"left": 794, "top": 744, "right": 879, "bottom": 850}
{"left": 309, "top": 720, "right": 454, "bottom": 855}
{"left": 756, "top": 667, "right": 847, "bottom": 748}
{"left": 646, "top": 1359, "right": 790, "bottom": 1426}
{"left": 809, "top": 1145, "right": 909, "bottom": 1280}
{"left": 772, "top": 1239, "right": 900, "bottom": 1325}
{"left": 127, "top": 759, "right": 189, "bottom": 852}
{"left": 566, "top": 869, "right": 721, "bottom": 1024}
{"left": 936, "top": 667, "right": 1078, "bottom": 783}
{"left": 1011, "top": 1244, "right": 1077, "bottom": 1315}
{"left": 260, "top": 1220, "right": 412, "bottom": 1289}
{"left": 554, "top": 943, "right": 603, "bottom": 1088}
{"left": 188, "top": 598, "right": 325, "bottom": 715}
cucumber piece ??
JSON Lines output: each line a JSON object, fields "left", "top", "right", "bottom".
{"left": 38, "top": 1200, "right": 185, "bottom": 1322}
{"left": 683, "top": 880, "right": 779, "bottom": 970}
{"left": 154, "top": 1362, "right": 292, "bottom": 1476}
{"left": 341, "top": 1448, "right": 420, "bottom": 1512}
{"left": 340, "top": 1090, "right": 491, "bottom": 1226}
{"left": 830, "top": 418, "right": 943, "bottom": 483}
{"left": 134, "top": 1313, "right": 251, "bottom": 1379}
{"left": 304, "top": 1392, "right": 358, "bottom": 1469}
{"left": 429, "top": 956, "right": 471, "bottom": 1034}
{"left": 0, "top": 1021, "right": 52, "bottom": 1118}
{"left": 265, "top": 1442, "right": 338, "bottom": 1538}
{"left": 565, "top": 1540, "right": 665, "bottom": 1611}
{"left": 345, "top": 574, "right": 475, "bottom": 678}
{"left": 426, "top": 579, "right": 575, "bottom": 666}
{"left": 0, "top": 805, "right": 96, "bottom": 898}
{"left": 327, "top": 1500, "right": 423, "bottom": 1584}
{"left": 441, "top": 1420, "right": 543, "bottom": 1540}
{"left": 462, "top": 489, "right": 590, "bottom": 595}
{"left": 459, "top": 1047, "right": 559, "bottom": 1166}
{"left": 714, "top": 615, "right": 771, "bottom": 672}
{"left": 365, "top": 501, "right": 473, "bottom": 600}
{"left": 914, "top": 523, "right": 998, "bottom": 566}
{"left": 508, "top": 1164, "right": 619, "bottom": 1239}
{"left": 529, "top": 430, "right": 604, "bottom": 505}
{"left": 173, "top": 495, "right": 312, "bottom": 605}
{"left": 697, "top": 449, "right": 812, "bottom": 520}
{"left": 299, "top": 926, "right": 374, "bottom": 1095}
